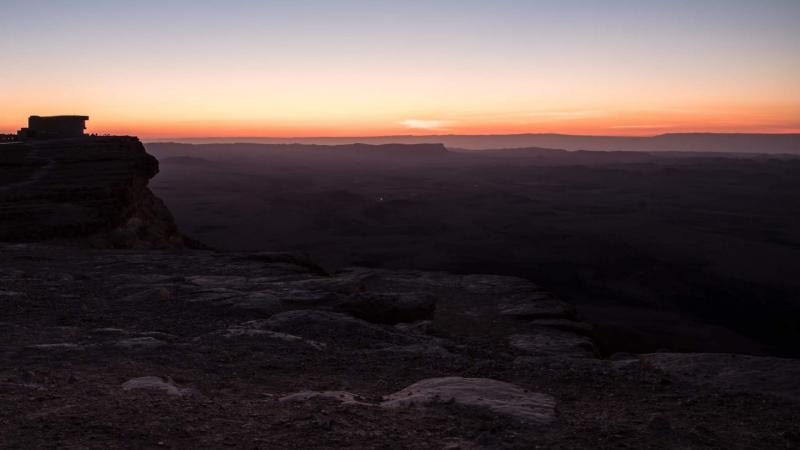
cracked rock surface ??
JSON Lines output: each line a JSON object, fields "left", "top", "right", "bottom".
{"left": 1, "top": 243, "right": 799, "bottom": 449}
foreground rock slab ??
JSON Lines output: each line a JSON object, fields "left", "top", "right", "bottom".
{"left": 381, "top": 377, "right": 557, "bottom": 424}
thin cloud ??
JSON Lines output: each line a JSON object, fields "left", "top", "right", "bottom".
{"left": 610, "top": 124, "right": 669, "bottom": 129}
{"left": 400, "top": 119, "right": 456, "bottom": 131}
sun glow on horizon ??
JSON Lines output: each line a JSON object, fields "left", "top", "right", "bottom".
{"left": 2, "top": 103, "right": 799, "bottom": 139}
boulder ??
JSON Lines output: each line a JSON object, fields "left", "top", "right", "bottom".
{"left": 381, "top": 377, "right": 557, "bottom": 424}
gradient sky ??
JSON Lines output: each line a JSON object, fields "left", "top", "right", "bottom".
{"left": 1, "top": 0, "right": 799, "bottom": 138}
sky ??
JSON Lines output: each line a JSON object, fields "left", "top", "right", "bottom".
{"left": 1, "top": 0, "right": 799, "bottom": 138}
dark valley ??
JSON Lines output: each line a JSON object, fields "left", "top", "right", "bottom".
{"left": 148, "top": 141, "right": 800, "bottom": 358}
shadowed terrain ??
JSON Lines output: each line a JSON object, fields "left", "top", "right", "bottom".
{"left": 151, "top": 133, "right": 800, "bottom": 154}
{"left": 148, "top": 142, "right": 800, "bottom": 357}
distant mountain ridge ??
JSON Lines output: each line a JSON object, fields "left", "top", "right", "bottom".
{"left": 147, "top": 133, "right": 800, "bottom": 154}
{"left": 147, "top": 142, "right": 449, "bottom": 163}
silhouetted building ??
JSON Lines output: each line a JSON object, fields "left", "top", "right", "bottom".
{"left": 18, "top": 115, "right": 89, "bottom": 140}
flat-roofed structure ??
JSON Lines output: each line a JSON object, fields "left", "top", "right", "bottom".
{"left": 18, "top": 115, "right": 89, "bottom": 140}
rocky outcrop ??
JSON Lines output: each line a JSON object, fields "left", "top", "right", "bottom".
{"left": 277, "top": 377, "right": 558, "bottom": 424}
{"left": 381, "top": 377, "right": 557, "bottom": 424}
{"left": 0, "top": 137, "right": 186, "bottom": 248}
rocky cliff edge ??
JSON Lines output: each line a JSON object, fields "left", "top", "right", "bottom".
{"left": 0, "top": 137, "right": 185, "bottom": 248}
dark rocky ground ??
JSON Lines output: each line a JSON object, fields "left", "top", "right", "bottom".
{"left": 1, "top": 243, "right": 799, "bottom": 449}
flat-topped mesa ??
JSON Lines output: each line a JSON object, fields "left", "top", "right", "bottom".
{"left": 18, "top": 115, "right": 89, "bottom": 140}
{"left": 0, "top": 136, "right": 187, "bottom": 249}
{"left": 341, "top": 143, "right": 448, "bottom": 157}
{"left": 247, "top": 142, "right": 450, "bottom": 159}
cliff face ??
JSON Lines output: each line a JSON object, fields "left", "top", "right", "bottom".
{"left": 0, "top": 137, "right": 185, "bottom": 248}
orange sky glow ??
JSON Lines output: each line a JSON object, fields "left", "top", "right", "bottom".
{"left": 3, "top": 99, "right": 797, "bottom": 139}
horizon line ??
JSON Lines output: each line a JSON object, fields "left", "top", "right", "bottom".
{"left": 140, "top": 131, "right": 800, "bottom": 142}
